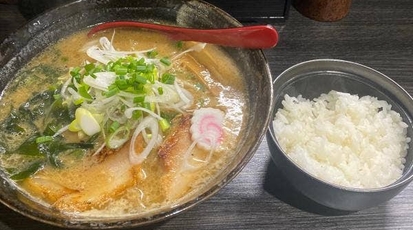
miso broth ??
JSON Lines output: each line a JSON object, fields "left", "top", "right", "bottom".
{"left": 0, "top": 29, "right": 248, "bottom": 217}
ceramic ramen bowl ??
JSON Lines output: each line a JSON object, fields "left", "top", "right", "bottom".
{"left": 0, "top": 0, "right": 273, "bottom": 228}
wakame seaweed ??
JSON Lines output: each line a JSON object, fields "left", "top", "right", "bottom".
{"left": 9, "top": 160, "right": 44, "bottom": 181}
{"left": 1, "top": 111, "right": 28, "bottom": 134}
{"left": 18, "top": 89, "right": 55, "bottom": 121}
{"left": 0, "top": 88, "right": 96, "bottom": 180}
{"left": 0, "top": 89, "right": 58, "bottom": 151}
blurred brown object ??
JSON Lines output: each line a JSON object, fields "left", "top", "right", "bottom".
{"left": 293, "top": 0, "right": 352, "bottom": 22}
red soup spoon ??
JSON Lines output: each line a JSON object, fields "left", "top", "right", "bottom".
{"left": 88, "top": 21, "right": 278, "bottom": 49}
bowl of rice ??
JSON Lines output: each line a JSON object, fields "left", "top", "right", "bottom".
{"left": 267, "top": 59, "right": 413, "bottom": 211}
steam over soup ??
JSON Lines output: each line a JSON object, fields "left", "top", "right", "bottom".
{"left": 0, "top": 29, "right": 248, "bottom": 216}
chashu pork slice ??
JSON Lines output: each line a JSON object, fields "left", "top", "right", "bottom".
{"left": 158, "top": 114, "right": 206, "bottom": 201}
{"left": 22, "top": 141, "right": 138, "bottom": 212}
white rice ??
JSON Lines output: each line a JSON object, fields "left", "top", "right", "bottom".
{"left": 273, "top": 90, "right": 410, "bottom": 189}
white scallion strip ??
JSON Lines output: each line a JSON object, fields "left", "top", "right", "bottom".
{"left": 92, "top": 142, "right": 106, "bottom": 156}
{"left": 107, "top": 126, "right": 130, "bottom": 149}
{"left": 119, "top": 97, "right": 136, "bottom": 108}
{"left": 86, "top": 37, "right": 156, "bottom": 65}
{"left": 86, "top": 46, "right": 125, "bottom": 64}
{"left": 174, "top": 81, "right": 193, "bottom": 108}
{"left": 145, "top": 82, "right": 180, "bottom": 104}
{"left": 172, "top": 43, "right": 206, "bottom": 61}
{"left": 83, "top": 72, "right": 117, "bottom": 90}
{"left": 67, "top": 87, "right": 82, "bottom": 101}
{"left": 52, "top": 125, "right": 70, "bottom": 138}
{"left": 100, "top": 37, "right": 115, "bottom": 51}
{"left": 60, "top": 76, "right": 72, "bottom": 100}
{"left": 129, "top": 116, "right": 160, "bottom": 165}
{"left": 118, "top": 91, "right": 146, "bottom": 99}
{"left": 72, "top": 77, "right": 81, "bottom": 89}
{"left": 124, "top": 107, "right": 163, "bottom": 120}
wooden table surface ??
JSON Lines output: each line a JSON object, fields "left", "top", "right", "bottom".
{"left": 1, "top": 0, "right": 413, "bottom": 229}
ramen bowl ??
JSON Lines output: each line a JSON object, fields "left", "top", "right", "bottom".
{"left": 0, "top": 0, "right": 273, "bottom": 228}
{"left": 267, "top": 59, "right": 413, "bottom": 211}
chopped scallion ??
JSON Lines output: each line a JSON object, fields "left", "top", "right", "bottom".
{"left": 161, "top": 73, "right": 175, "bottom": 84}
{"left": 53, "top": 94, "right": 62, "bottom": 100}
{"left": 36, "top": 136, "right": 54, "bottom": 144}
{"left": 176, "top": 41, "right": 183, "bottom": 49}
{"left": 70, "top": 67, "right": 81, "bottom": 77}
{"left": 74, "top": 98, "right": 84, "bottom": 105}
{"left": 78, "top": 85, "right": 92, "bottom": 99}
{"left": 134, "top": 75, "right": 147, "bottom": 84}
{"left": 159, "top": 118, "right": 170, "bottom": 132}
{"left": 136, "top": 65, "right": 147, "bottom": 71}
{"left": 84, "top": 63, "right": 95, "bottom": 73}
{"left": 115, "top": 66, "right": 128, "bottom": 75}
{"left": 132, "top": 110, "right": 143, "bottom": 120}
{"left": 109, "top": 121, "right": 120, "bottom": 133}
{"left": 116, "top": 79, "right": 129, "bottom": 90}
{"left": 104, "top": 87, "right": 120, "bottom": 97}
{"left": 160, "top": 57, "right": 171, "bottom": 66}
{"left": 133, "top": 95, "right": 145, "bottom": 104}
{"left": 147, "top": 50, "right": 158, "bottom": 58}
{"left": 158, "top": 87, "right": 164, "bottom": 95}
{"left": 106, "top": 126, "right": 130, "bottom": 149}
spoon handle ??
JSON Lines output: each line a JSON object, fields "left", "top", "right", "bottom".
{"left": 88, "top": 21, "right": 278, "bottom": 49}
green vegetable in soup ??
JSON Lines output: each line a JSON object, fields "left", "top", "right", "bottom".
{"left": 0, "top": 89, "right": 96, "bottom": 180}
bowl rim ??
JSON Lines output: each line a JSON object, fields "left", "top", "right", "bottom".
{"left": 269, "top": 58, "right": 413, "bottom": 193}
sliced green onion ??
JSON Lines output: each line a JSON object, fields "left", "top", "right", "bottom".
{"left": 84, "top": 63, "right": 95, "bottom": 73}
{"left": 70, "top": 67, "right": 81, "bottom": 77}
{"left": 69, "top": 119, "right": 81, "bottom": 132}
{"left": 78, "top": 85, "right": 92, "bottom": 99}
{"left": 106, "top": 61, "right": 114, "bottom": 71}
{"left": 104, "top": 87, "right": 120, "bottom": 97}
{"left": 143, "top": 102, "right": 154, "bottom": 112}
{"left": 147, "top": 64, "right": 155, "bottom": 72}
{"left": 36, "top": 136, "right": 54, "bottom": 144}
{"left": 161, "top": 73, "right": 175, "bottom": 84}
{"left": 90, "top": 73, "right": 98, "bottom": 79}
{"left": 158, "top": 87, "right": 164, "bottom": 95}
{"left": 132, "top": 110, "right": 143, "bottom": 120}
{"left": 75, "top": 108, "right": 101, "bottom": 136}
{"left": 159, "top": 118, "right": 170, "bottom": 132}
{"left": 74, "top": 98, "right": 84, "bottom": 105}
{"left": 53, "top": 94, "right": 62, "bottom": 100}
{"left": 134, "top": 74, "right": 147, "bottom": 84}
{"left": 176, "top": 41, "right": 183, "bottom": 49}
{"left": 115, "top": 66, "right": 128, "bottom": 75}
{"left": 106, "top": 126, "right": 130, "bottom": 149}
{"left": 160, "top": 57, "right": 171, "bottom": 66}
{"left": 116, "top": 79, "right": 129, "bottom": 90}
{"left": 136, "top": 65, "right": 147, "bottom": 71}
{"left": 147, "top": 50, "right": 158, "bottom": 58}
{"left": 133, "top": 95, "right": 145, "bottom": 104}
{"left": 93, "top": 64, "right": 103, "bottom": 73}
{"left": 109, "top": 121, "right": 120, "bottom": 133}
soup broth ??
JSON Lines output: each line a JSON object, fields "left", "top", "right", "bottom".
{"left": 0, "top": 29, "right": 248, "bottom": 217}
